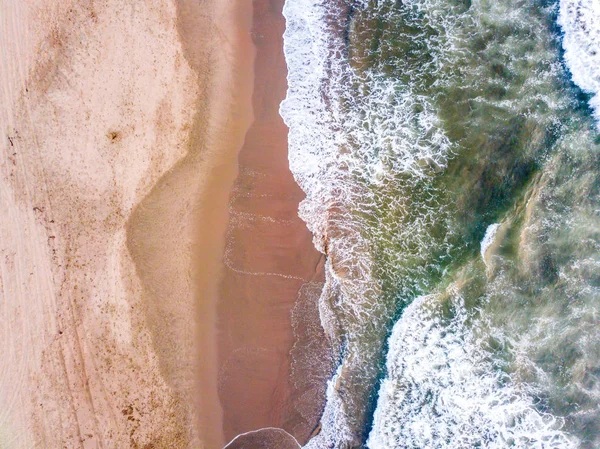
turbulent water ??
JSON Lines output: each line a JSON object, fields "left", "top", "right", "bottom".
{"left": 281, "top": 0, "right": 600, "bottom": 447}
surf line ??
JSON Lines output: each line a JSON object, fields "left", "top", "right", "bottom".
{"left": 221, "top": 427, "right": 302, "bottom": 449}
{"left": 223, "top": 245, "right": 308, "bottom": 281}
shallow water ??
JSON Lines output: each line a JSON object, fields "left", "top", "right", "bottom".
{"left": 281, "top": 0, "right": 600, "bottom": 447}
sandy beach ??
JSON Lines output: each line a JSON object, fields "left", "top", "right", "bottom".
{"left": 0, "top": 0, "right": 329, "bottom": 446}
{"left": 1, "top": 0, "right": 203, "bottom": 445}
{"left": 128, "top": 0, "right": 256, "bottom": 447}
{"left": 3, "top": 0, "right": 596, "bottom": 447}
{"left": 0, "top": 0, "right": 253, "bottom": 446}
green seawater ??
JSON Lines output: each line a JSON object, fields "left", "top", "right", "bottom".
{"left": 282, "top": 0, "right": 600, "bottom": 447}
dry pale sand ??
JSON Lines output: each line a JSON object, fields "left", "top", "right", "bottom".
{"left": 0, "top": 0, "right": 255, "bottom": 447}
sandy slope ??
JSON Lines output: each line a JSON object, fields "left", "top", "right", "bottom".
{"left": 0, "top": 0, "right": 248, "bottom": 446}
{"left": 128, "top": 0, "right": 256, "bottom": 447}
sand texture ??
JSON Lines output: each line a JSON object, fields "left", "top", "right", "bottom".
{"left": 0, "top": 0, "right": 254, "bottom": 446}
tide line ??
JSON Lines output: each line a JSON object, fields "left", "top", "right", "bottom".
{"left": 223, "top": 245, "right": 308, "bottom": 281}
{"left": 222, "top": 427, "right": 301, "bottom": 449}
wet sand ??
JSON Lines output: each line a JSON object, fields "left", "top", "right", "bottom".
{"left": 223, "top": 427, "right": 301, "bottom": 449}
{"left": 216, "top": 0, "right": 331, "bottom": 446}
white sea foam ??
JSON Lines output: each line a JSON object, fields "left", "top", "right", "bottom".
{"left": 282, "top": 0, "right": 582, "bottom": 446}
{"left": 368, "top": 294, "right": 578, "bottom": 449}
{"left": 223, "top": 428, "right": 301, "bottom": 449}
{"left": 281, "top": 0, "right": 394, "bottom": 442}
{"left": 481, "top": 223, "right": 500, "bottom": 265}
{"left": 559, "top": 0, "right": 600, "bottom": 124}
{"left": 302, "top": 364, "right": 355, "bottom": 449}
{"left": 281, "top": 0, "right": 453, "bottom": 443}
{"left": 281, "top": 0, "right": 453, "bottom": 248}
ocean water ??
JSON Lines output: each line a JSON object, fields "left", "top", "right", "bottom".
{"left": 281, "top": 0, "right": 600, "bottom": 448}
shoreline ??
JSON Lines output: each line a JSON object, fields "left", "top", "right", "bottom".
{"left": 215, "top": 0, "right": 330, "bottom": 446}
{"left": 223, "top": 427, "right": 301, "bottom": 449}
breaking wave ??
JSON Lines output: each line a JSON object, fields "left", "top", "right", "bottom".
{"left": 281, "top": 0, "right": 600, "bottom": 447}
{"left": 368, "top": 294, "right": 577, "bottom": 449}
{"left": 559, "top": 0, "right": 600, "bottom": 123}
